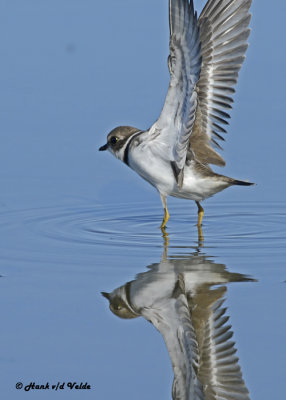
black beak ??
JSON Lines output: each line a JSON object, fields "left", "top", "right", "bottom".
{"left": 99, "top": 143, "right": 108, "bottom": 151}
{"left": 101, "top": 291, "right": 111, "bottom": 300}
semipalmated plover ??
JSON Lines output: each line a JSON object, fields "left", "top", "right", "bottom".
{"left": 102, "top": 250, "right": 253, "bottom": 399}
{"left": 100, "top": 0, "right": 254, "bottom": 229}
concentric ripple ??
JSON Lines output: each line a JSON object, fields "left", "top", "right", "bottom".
{"left": 0, "top": 202, "right": 285, "bottom": 260}
{"left": 24, "top": 203, "right": 164, "bottom": 248}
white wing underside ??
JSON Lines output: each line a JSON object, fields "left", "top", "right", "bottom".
{"left": 142, "top": 275, "right": 204, "bottom": 400}
{"left": 149, "top": 0, "right": 252, "bottom": 183}
{"left": 151, "top": 0, "right": 201, "bottom": 183}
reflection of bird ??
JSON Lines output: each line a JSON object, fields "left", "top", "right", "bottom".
{"left": 102, "top": 252, "right": 254, "bottom": 399}
{"left": 99, "top": 0, "right": 254, "bottom": 229}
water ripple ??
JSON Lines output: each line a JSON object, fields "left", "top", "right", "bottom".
{"left": 0, "top": 202, "right": 285, "bottom": 256}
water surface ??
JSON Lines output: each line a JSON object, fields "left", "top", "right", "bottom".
{"left": 0, "top": 199, "right": 285, "bottom": 399}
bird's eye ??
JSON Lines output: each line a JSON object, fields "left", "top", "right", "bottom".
{"left": 110, "top": 136, "right": 118, "bottom": 145}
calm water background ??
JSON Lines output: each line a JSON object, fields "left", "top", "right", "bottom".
{"left": 0, "top": 0, "right": 285, "bottom": 399}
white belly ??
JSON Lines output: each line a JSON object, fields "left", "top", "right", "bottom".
{"left": 128, "top": 145, "right": 176, "bottom": 194}
{"left": 171, "top": 168, "right": 228, "bottom": 201}
{"left": 128, "top": 145, "right": 228, "bottom": 201}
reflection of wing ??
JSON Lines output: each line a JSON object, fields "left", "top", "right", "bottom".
{"left": 190, "top": 0, "right": 252, "bottom": 166}
{"left": 141, "top": 276, "right": 204, "bottom": 400}
{"left": 195, "top": 297, "right": 250, "bottom": 400}
{"left": 103, "top": 252, "right": 253, "bottom": 400}
{"left": 151, "top": 0, "right": 201, "bottom": 185}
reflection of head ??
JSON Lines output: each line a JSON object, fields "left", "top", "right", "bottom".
{"left": 101, "top": 283, "right": 139, "bottom": 319}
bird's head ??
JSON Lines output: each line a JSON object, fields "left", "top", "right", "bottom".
{"left": 101, "top": 288, "right": 139, "bottom": 319}
{"left": 99, "top": 126, "right": 141, "bottom": 161}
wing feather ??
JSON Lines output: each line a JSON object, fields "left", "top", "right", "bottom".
{"left": 190, "top": 0, "right": 252, "bottom": 166}
{"left": 151, "top": 0, "right": 202, "bottom": 186}
{"left": 197, "top": 298, "right": 251, "bottom": 399}
{"left": 142, "top": 275, "right": 204, "bottom": 400}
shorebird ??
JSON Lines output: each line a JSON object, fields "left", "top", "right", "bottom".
{"left": 99, "top": 0, "right": 254, "bottom": 230}
{"left": 102, "top": 250, "right": 253, "bottom": 399}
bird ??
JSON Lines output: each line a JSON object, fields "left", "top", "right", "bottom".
{"left": 102, "top": 250, "right": 253, "bottom": 399}
{"left": 99, "top": 0, "right": 254, "bottom": 230}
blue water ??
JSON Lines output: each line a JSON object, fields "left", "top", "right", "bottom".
{"left": 1, "top": 0, "right": 286, "bottom": 398}
{"left": 0, "top": 197, "right": 285, "bottom": 399}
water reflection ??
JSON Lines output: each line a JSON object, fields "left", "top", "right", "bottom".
{"left": 102, "top": 240, "right": 255, "bottom": 399}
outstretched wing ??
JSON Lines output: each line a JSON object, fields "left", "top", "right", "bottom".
{"left": 190, "top": 0, "right": 252, "bottom": 166}
{"left": 197, "top": 298, "right": 250, "bottom": 399}
{"left": 151, "top": 0, "right": 201, "bottom": 186}
{"left": 142, "top": 275, "right": 204, "bottom": 400}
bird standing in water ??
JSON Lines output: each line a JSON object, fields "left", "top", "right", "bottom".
{"left": 99, "top": 0, "right": 254, "bottom": 231}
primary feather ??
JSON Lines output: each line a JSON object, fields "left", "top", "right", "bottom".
{"left": 152, "top": 0, "right": 252, "bottom": 173}
{"left": 153, "top": 0, "right": 202, "bottom": 184}
{"left": 191, "top": 0, "right": 252, "bottom": 166}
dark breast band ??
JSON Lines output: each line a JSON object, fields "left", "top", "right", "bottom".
{"left": 123, "top": 131, "right": 144, "bottom": 166}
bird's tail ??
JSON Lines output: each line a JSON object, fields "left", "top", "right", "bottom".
{"left": 232, "top": 179, "right": 255, "bottom": 186}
